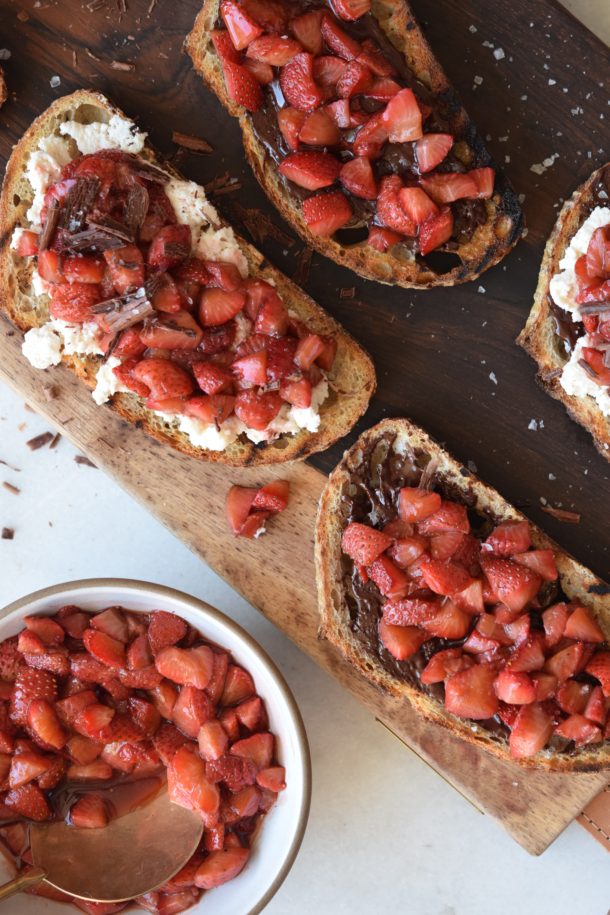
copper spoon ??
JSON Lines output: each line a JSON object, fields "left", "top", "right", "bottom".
{"left": 0, "top": 785, "right": 203, "bottom": 905}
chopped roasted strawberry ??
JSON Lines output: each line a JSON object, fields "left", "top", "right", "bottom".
{"left": 38, "top": 249, "right": 64, "bottom": 283}
{"left": 280, "top": 52, "right": 324, "bottom": 111}
{"left": 418, "top": 207, "right": 454, "bottom": 255}
{"left": 10, "top": 667, "right": 57, "bottom": 728}
{"left": 155, "top": 645, "right": 214, "bottom": 690}
{"left": 199, "top": 288, "right": 246, "bottom": 327}
{"left": 183, "top": 394, "right": 236, "bottom": 426}
{"left": 70, "top": 793, "right": 109, "bottom": 829}
{"left": 222, "top": 665, "right": 255, "bottom": 707}
{"left": 83, "top": 629, "right": 126, "bottom": 669}
{"left": 339, "top": 157, "right": 377, "bottom": 199}
{"left": 367, "top": 555, "right": 408, "bottom": 598}
{"left": 469, "top": 167, "right": 495, "bottom": 199}
{"left": 279, "top": 151, "right": 342, "bottom": 190}
{"left": 320, "top": 14, "right": 361, "bottom": 60}
{"left": 149, "top": 679, "right": 179, "bottom": 719}
{"left": 226, "top": 485, "right": 258, "bottom": 536}
{"left": 234, "top": 389, "right": 283, "bottom": 431}
{"left": 506, "top": 634, "right": 546, "bottom": 673}
{"left": 381, "top": 88, "right": 423, "bottom": 142}
{"left": 580, "top": 347, "right": 610, "bottom": 385}
{"left": 483, "top": 520, "right": 531, "bottom": 557}
{"left": 398, "top": 187, "right": 439, "bottom": 226}
{"left": 542, "top": 602, "right": 568, "bottom": 649}
{"left": 246, "top": 34, "right": 301, "bottom": 66}
{"left": 337, "top": 59, "right": 373, "bottom": 97}
{"left": 376, "top": 175, "right": 416, "bottom": 235}
{"left": 232, "top": 349, "right": 268, "bottom": 387}
{"left": 256, "top": 765, "right": 286, "bottom": 792}
{"left": 414, "top": 133, "right": 453, "bottom": 173}
{"left": 191, "top": 361, "right": 233, "bottom": 397}
{"left": 102, "top": 245, "right": 145, "bottom": 294}
{"left": 341, "top": 521, "right": 392, "bottom": 566}
{"left": 509, "top": 702, "right": 553, "bottom": 759}
{"left": 14, "top": 229, "right": 39, "bottom": 257}
{"left": 132, "top": 358, "right": 193, "bottom": 400}
{"left": 586, "top": 225, "right": 610, "bottom": 279}
{"left": 420, "top": 172, "right": 479, "bottom": 204}
{"left": 480, "top": 557, "right": 541, "bottom": 613}
{"left": 152, "top": 722, "right": 189, "bottom": 767}
{"left": 148, "top": 224, "right": 191, "bottom": 272}
{"left": 290, "top": 10, "right": 325, "bottom": 55}
{"left": 277, "top": 107, "right": 307, "bottom": 151}
{"left": 382, "top": 596, "right": 439, "bottom": 626}
{"left": 585, "top": 651, "right": 610, "bottom": 697}
{"left": 9, "top": 750, "right": 53, "bottom": 788}
{"left": 554, "top": 713, "right": 602, "bottom": 748}
{"left": 195, "top": 847, "right": 250, "bottom": 889}
{"left": 367, "top": 226, "right": 402, "bottom": 252}
{"left": 420, "top": 648, "right": 472, "bottom": 684}
{"left": 397, "top": 489, "right": 440, "bottom": 525}
{"left": 172, "top": 686, "right": 213, "bottom": 739}
{"left": 49, "top": 282, "right": 101, "bottom": 323}
{"left": 378, "top": 620, "right": 427, "bottom": 661}
{"left": 387, "top": 535, "right": 427, "bottom": 569}
{"left": 5, "top": 782, "right": 51, "bottom": 821}
{"left": 252, "top": 480, "right": 290, "bottom": 513}
{"left": 302, "top": 187, "right": 353, "bottom": 235}
{"left": 313, "top": 55, "right": 348, "bottom": 96}
{"left": 211, "top": 29, "right": 241, "bottom": 63}
{"left": 352, "top": 111, "right": 389, "bottom": 159}
{"left": 220, "top": 0, "right": 263, "bottom": 50}
{"left": 513, "top": 549, "right": 558, "bottom": 582}
{"left": 280, "top": 376, "right": 312, "bottom": 408}
{"left": 168, "top": 745, "right": 220, "bottom": 824}
{"left": 147, "top": 611, "right": 187, "bottom": 656}
{"left": 222, "top": 60, "right": 264, "bottom": 111}
{"left": 564, "top": 605, "right": 605, "bottom": 643}
{"left": 444, "top": 664, "right": 499, "bottom": 720}
{"left": 198, "top": 720, "right": 229, "bottom": 762}
{"left": 494, "top": 670, "right": 536, "bottom": 705}
{"left": 73, "top": 703, "right": 115, "bottom": 741}
{"left": 231, "top": 731, "right": 274, "bottom": 769}
{"left": 583, "top": 685, "right": 606, "bottom": 725}
{"left": 422, "top": 600, "right": 471, "bottom": 639}
{"left": 544, "top": 642, "right": 585, "bottom": 682}
{"left": 63, "top": 255, "right": 106, "bottom": 285}
{"left": 419, "top": 558, "right": 472, "bottom": 597}
{"left": 332, "top": 0, "right": 372, "bottom": 20}
{"left": 365, "top": 76, "right": 401, "bottom": 100}
{"left": 556, "top": 679, "right": 591, "bottom": 715}
{"left": 27, "top": 698, "right": 66, "bottom": 750}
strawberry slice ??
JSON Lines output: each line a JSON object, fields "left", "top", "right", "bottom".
{"left": 542, "top": 602, "right": 568, "bottom": 648}
{"left": 155, "top": 646, "right": 214, "bottom": 690}
{"left": 586, "top": 225, "right": 610, "bottom": 279}
{"left": 509, "top": 702, "right": 553, "bottom": 758}
{"left": 381, "top": 88, "right": 423, "bottom": 142}
{"left": 118, "top": 666, "right": 163, "bottom": 689}
{"left": 70, "top": 794, "right": 109, "bottom": 829}
{"left": 556, "top": 679, "right": 591, "bottom": 715}
{"left": 531, "top": 672, "right": 558, "bottom": 702}
{"left": 422, "top": 600, "right": 471, "bottom": 639}
{"left": 168, "top": 745, "right": 220, "bottom": 824}
{"left": 418, "top": 206, "right": 454, "bottom": 255}
{"left": 420, "top": 172, "right": 478, "bottom": 204}
{"left": 222, "top": 60, "right": 264, "bottom": 111}
{"left": 83, "top": 629, "right": 126, "bottom": 670}
{"left": 339, "top": 157, "right": 377, "bottom": 199}
{"left": 10, "top": 667, "right": 57, "bottom": 727}
{"left": 367, "top": 555, "right": 408, "bottom": 598}
{"left": 376, "top": 175, "right": 416, "bottom": 235}
{"left": 279, "top": 151, "right": 342, "bottom": 190}
{"left": 220, "top": 0, "right": 263, "bottom": 50}
{"left": 152, "top": 722, "right": 189, "bottom": 766}
{"left": 55, "top": 689, "right": 97, "bottom": 726}
{"left": 299, "top": 109, "right": 341, "bottom": 146}
{"left": 352, "top": 111, "right": 389, "bottom": 159}
{"left": 320, "top": 14, "right": 361, "bottom": 59}
{"left": 195, "top": 847, "right": 250, "bottom": 889}
{"left": 554, "top": 713, "right": 602, "bottom": 747}
{"left": 232, "top": 349, "right": 268, "bottom": 386}
{"left": 5, "top": 783, "right": 51, "bottom": 821}
{"left": 367, "top": 226, "right": 402, "bottom": 251}
{"left": 23, "top": 615, "right": 65, "bottom": 646}
{"left": 313, "top": 56, "right": 348, "bottom": 96}
{"left": 67, "top": 760, "right": 113, "bottom": 781}
{"left": 398, "top": 187, "right": 439, "bottom": 226}
{"left": 49, "top": 282, "right": 100, "bottom": 323}
{"left": 199, "top": 288, "right": 246, "bottom": 327}
{"left": 198, "top": 720, "right": 229, "bottom": 762}
{"left": 332, "top": 0, "right": 372, "bottom": 20}
{"left": 585, "top": 651, "right": 610, "bottom": 697}
{"left": 420, "top": 648, "right": 472, "bottom": 685}
{"left": 212, "top": 28, "right": 241, "bottom": 62}
{"left": 341, "top": 521, "right": 392, "bottom": 565}
{"left": 27, "top": 698, "right": 66, "bottom": 750}
{"left": 290, "top": 10, "right": 324, "bottom": 54}
{"left": 302, "top": 190, "right": 353, "bottom": 236}
{"left": 231, "top": 732, "right": 274, "bottom": 769}
{"left": 480, "top": 557, "right": 541, "bottom": 613}
{"left": 365, "top": 77, "right": 401, "bottom": 100}
{"left": 513, "top": 549, "right": 558, "bottom": 582}
{"left": 469, "top": 167, "right": 495, "bottom": 199}
{"left": 544, "top": 642, "right": 585, "bottom": 682}
{"left": 172, "top": 686, "right": 213, "bottom": 739}
{"left": 148, "top": 611, "right": 188, "bottom": 655}
{"left": 38, "top": 249, "right": 64, "bottom": 283}
{"left": 337, "top": 59, "right": 373, "bottom": 97}
{"left": 494, "top": 670, "right": 536, "bottom": 705}
{"left": 414, "top": 134, "right": 453, "bottom": 173}
{"left": 221, "top": 665, "right": 255, "bottom": 706}
{"left": 506, "top": 634, "right": 546, "bottom": 673}
{"left": 378, "top": 620, "right": 427, "bottom": 661}
{"left": 256, "top": 765, "right": 286, "bottom": 792}
{"left": 252, "top": 480, "right": 290, "bottom": 512}
{"left": 244, "top": 59, "right": 276, "bottom": 85}
{"left": 0, "top": 638, "right": 20, "bottom": 682}
{"left": 235, "top": 695, "right": 267, "bottom": 731}
{"left": 148, "top": 225, "right": 191, "bottom": 272}
{"left": 226, "top": 485, "right": 258, "bottom": 535}
{"left": 387, "top": 535, "right": 428, "bottom": 569}
{"left": 294, "top": 333, "right": 325, "bottom": 369}
{"left": 482, "top": 520, "right": 531, "bottom": 557}
{"left": 398, "top": 487, "right": 441, "bottom": 522}
{"left": 277, "top": 107, "right": 307, "bottom": 150}
{"left": 9, "top": 750, "right": 53, "bottom": 788}
{"left": 246, "top": 35, "right": 302, "bottom": 66}
{"left": 234, "top": 389, "right": 283, "bottom": 431}
{"left": 192, "top": 361, "right": 233, "bottom": 396}
{"left": 280, "top": 376, "right": 312, "bottom": 408}
{"left": 419, "top": 558, "right": 472, "bottom": 597}
{"left": 564, "top": 605, "right": 605, "bottom": 643}
{"left": 280, "top": 52, "right": 324, "bottom": 111}
{"left": 583, "top": 685, "right": 606, "bottom": 725}
{"left": 132, "top": 358, "right": 193, "bottom": 400}
{"left": 444, "top": 664, "right": 499, "bottom": 719}
{"left": 73, "top": 703, "right": 115, "bottom": 741}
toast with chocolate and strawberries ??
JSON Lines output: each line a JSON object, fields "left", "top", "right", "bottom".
{"left": 186, "top": 0, "right": 523, "bottom": 288}
{"left": 316, "top": 419, "right": 610, "bottom": 770}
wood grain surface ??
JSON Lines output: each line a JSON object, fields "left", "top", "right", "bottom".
{"left": 0, "top": 0, "right": 609, "bottom": 855}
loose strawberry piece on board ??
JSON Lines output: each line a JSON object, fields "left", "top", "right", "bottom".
{"left": 381, "top": 88, "right": 423, "bottom": 142}
{"left": 246, "top": 35, "right": 302, "bottom": 66}
{"left": 480, "top": 558, "right": 541, "bottom": 613}
{"left": 398, "top": 187, "right": 439, "bottom": 226}
{"left": 482, "top": 520, "right": 531, "bottom": 557}
{"left": 341, "top": 522, "right": 392, "bottom": 566}
{"left": 444, "top": 664, "right": 499, "bottom": 720}
{"left": 290, "top": 10, "right": 325, "bottom": 55}
{"left": 220, "top": 0, "right": 263, "bottom": 50}
{"left": 494, "top": 670, "right": 536, "bottom": 705}
{"left": 420, "top": 172, "right": 478, "bottom": 204}
{"left": 27, "top": 698, "right": 66, "bottom": 750}
{"left": 155, "top": 645, "right": 214, "bottom": 690}
{"left": 564, "top": 605, "right": 605, "bottom": 643}
{"left": 585, "top": 651, "right": 610, "bottom": 697}
{"left": 252, "top": 480, "right": 290, "bottom": 513}
{"left": 70, "top": 794, "right": 109, "bottom": 829}
{"left": 5, "top": 783, "right": 51, "bottom": 821}
{"left": 226, "top": 486, "right": 258, "bottom": 535}
{"left": 83, "top": 629, "right": 126, "bottom": 670}
{"left": 554, "top": 713, "right": 602, "bottom": 748}
{"left": 222, "top": 61, "right": 264, "bottom": 111}
{"left": 199, "top": 288, "right": 246, "bottom": 327}
{"left": 168, "top": 746, "right": 220, "bottom": 824}
{"left": 376, "top": 176, "right": 416, "bottom": 235}
{"left": 303, "top": 191, "right": 353, "bottom": 238}
{"left": 280, "top": 52, "right": 324, "bottom": 111}
{"left": 398, "top": 487, "right": 441, "bottom": 523}
{"left": 321, "top": 14, "right": 361, "bottom": 59}
{"left": 509, "top": 702, "right": 553, "bottom": 759}
{"left": 231, "top": 732, "right": 274, "bottom": 769}
{"left": 195, "top": 847, "right": 250, "bottom": 889}
{"left": 279, "top": 151, "right": 342, "bottom": 190}
{"left": 379, "top": 619, "right": 427, "bottom": 661}
{"left": 414, "top": 133, "right": 453, "bottom": 173}
{"left": 513, "top": 549, "right": 558, "bottom": 582}
{"left": 418, "top": 206, "right": 454, "bottom": 255}
{"left": 339, "top": 157, "right": 377, "bottom": 200}
{"left": 234, "top": 390, "right": 283, "bottom": 431}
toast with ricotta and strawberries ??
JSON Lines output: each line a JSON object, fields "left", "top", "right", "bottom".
{"left": 185, "top": 0, "right": 523, "bottom": 288}
{"left": 518, "top": 163, "right": 610, "bottom": 462}
{"left": 0, "top": 90, "right": 375, "bottom": 465}
{"left": 316, "top": 418, "right": 610, "bottom": 770}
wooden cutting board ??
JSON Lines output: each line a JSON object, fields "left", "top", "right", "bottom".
{"left": 0, "top": 0, "right": 609, "bottom": 855}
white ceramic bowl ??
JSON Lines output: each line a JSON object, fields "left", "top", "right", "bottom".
{"left": 0, "top": 579, "right": 311, "bottom": 915}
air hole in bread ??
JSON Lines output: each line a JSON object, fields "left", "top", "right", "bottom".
{"left": 335, "top": 226, "right": 370, "bottom": 246}
{"left": 421, "top": 249, "right": 463, "bottom": 275}
{"left": 13, "top": 194, "right": 20, "bottom": 206}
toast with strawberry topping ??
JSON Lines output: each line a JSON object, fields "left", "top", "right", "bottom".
{"left": 186, "top": 0, "right": 523, "bottom": 288}
{"left": 518, "top": 163, "right": 610, "bottom": 462}
{"left": 316, "top": 418, "right": 610, "bottom": 769}
{"left": 0, "top": 90, "right": 375, "bottom": 466}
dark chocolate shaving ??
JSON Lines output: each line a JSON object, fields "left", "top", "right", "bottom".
{"left": 26, "top": 432, "right": 54, "bottom": 451}
{"left": 578, "top": 358, "right": 599, "bottom": 379}
{"left": 54, "top": 228, "right": 125, "bottom": 254}
{"left": 124, "top": 183, "right": 149, "bottom": 237}
{"left": 172, "top": 131, "right": 213, "bottom": 154}
{"left": 74, "top": 455, "right": 97, "bottom": 468}
{"left": 541, "top": 505, "right": 581, "bottom": 524}
{"left": 87, "top": 217, "right": 133, "bottom": 244}
{"left": 1, "top": 528, "right": 14, "bottom": 540}
{"left": 60, "top": 178, "right": 101, "bottom": 233}
{"left": 92, "top": 290, "right": 154, "bottom": 333}
{"left": 579, "top": 303, "right": 610, "bottom": 315}
{"left": 38, "top": 198, "right": 61, "bottom": 252}
{"left": 130, "top": 160, "right": 169, "bottom": 184}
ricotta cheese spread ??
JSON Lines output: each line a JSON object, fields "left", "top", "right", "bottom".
{"left": 548, "top": 206, "right": 610, "bottom": 417}
{"left": 18, "top": 116, "right": 329, "bottom": 450}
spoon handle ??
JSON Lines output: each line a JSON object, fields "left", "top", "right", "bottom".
{"left": 0, "top": 866, "right": 46, "bottom": 901}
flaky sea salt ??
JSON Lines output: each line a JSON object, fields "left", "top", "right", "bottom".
{"left": 50, "top": 75, "right": 61, "bottom": 88}
{"left": 493, "top": 47, "right": 506, "bottom": 60}
{"left": 489, "top": 372, "right": 498, "bottom": 385}
{"left": 0, "top": 49, "right": 11, "bottom": 60}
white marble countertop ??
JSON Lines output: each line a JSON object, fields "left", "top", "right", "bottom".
{"left": 1, "top": 3, "right": 609, "bottom": 914}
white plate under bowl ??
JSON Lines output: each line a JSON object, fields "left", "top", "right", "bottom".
{"left": 0, "top": 579, "right": 311, "bottom": 915}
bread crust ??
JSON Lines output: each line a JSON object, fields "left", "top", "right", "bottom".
{"left": 0, "top": 90, "right": 376, "bottom": 466}
{"left": 315, "top": 418, "right": 610, "bottom": 771}
{"left": 517, "top": 163, "right": 610, "bottom": 463}
{"left": 185, "top": 0, "right": 524, "bottom": 288}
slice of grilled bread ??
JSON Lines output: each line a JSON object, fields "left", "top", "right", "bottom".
{"left": 315, "top": 418, "right": 610, "bottom": 771}
{"left": 185, "top": 0, "right": 523, "bottom": 288}
{"left": 0, "top": 90, "right": 376, "bottom": 466}
{"left": 517, "top": 163, "right": 610, "bottom": 463}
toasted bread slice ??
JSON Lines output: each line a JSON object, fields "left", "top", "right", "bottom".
{"left": 517, "top": 163, "right": 610, "bottom": 463}
{"left": 0, "top": 90, "right": 376, "bottom": 466}
{"left": 185, "top": 0, "right": 523, "bottom": 288}
{"left": 315, "top": 418, "right": 610, "bottom": 771}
